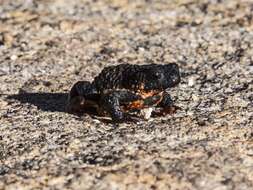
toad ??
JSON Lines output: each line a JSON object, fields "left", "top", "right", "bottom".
{"left": 66, "top": 63, "right": 180, "bottom": 122}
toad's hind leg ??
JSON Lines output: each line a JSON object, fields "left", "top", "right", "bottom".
{"left": 66, "top": 81, "right": 99, "bottom": 113}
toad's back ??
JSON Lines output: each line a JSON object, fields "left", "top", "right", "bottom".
{"left": 93, "top": 64, "right": 147, "bottom": 92}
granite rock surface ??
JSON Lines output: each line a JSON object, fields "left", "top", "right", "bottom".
{"left": 0, "top": 0, "right": 252, "bottom": 189}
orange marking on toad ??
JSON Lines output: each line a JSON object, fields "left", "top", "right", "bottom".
{"left": 125, "top": 100, "right": 145, "bottom": 110}
{"left": 138, "top": 90, "right": 158, "bottom": 99}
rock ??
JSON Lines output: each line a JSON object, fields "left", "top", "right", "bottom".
{"left": 0, "top": 0, "right": 252, "bottom": 189}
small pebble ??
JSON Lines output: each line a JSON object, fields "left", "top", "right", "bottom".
{"left": 10, "top": 55, "right": 18, "bottom": 61}
{"left": 140, "top": 107, "right": 153, "bottom": 120}
{"left": 188, "top": 77, "right": 195, "bottom": 87}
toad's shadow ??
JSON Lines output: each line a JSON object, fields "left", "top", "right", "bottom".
{"left": 7, "top": 92, "right": 116, "bottom": 123}
{"left": 7, "top": 92, "right": 146, "bottom": 124}
{"left": 7, "top": 92, "right": 68, "bottom": 112}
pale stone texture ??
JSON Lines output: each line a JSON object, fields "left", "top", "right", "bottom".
{"left": 0, "top": 0, "right": 252, "bottom": 189}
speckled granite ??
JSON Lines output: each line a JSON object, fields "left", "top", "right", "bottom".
{"left": 0, "top": 0, "right": 252, "bottom": 189}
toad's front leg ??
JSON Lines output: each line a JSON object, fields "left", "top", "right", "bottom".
{"left": 154, "top": 92, "right": 179, "bottom": 116}
{"left": 100, "top": 91, "right": 141, "bottom": 122}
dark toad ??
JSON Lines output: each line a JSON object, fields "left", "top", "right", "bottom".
{"left": 66, "top": 63, "right": 180, "bottom": 122}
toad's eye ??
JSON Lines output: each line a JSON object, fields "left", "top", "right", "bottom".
{"left": 154, "top": 72, "right": 164, "bottom": 79}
